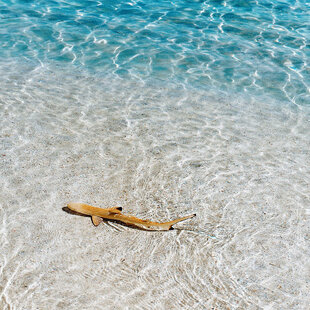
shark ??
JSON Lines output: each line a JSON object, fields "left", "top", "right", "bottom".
{"left": 67, "top": 202, "right": 196, "bottom": 231}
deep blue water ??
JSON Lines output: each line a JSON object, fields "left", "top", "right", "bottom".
{"left": 0, "top": 0, "right": 309, "bottom": 104}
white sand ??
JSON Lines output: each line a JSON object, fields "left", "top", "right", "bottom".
{"left": 1, "top": 65, "right": 310, "bottom": 309}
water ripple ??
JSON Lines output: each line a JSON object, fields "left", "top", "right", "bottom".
{"left": 0, "top": 0, "right": 309, "bottom": 104}
{"left": 0, "top": 68, "right": 309, "bottom": 308}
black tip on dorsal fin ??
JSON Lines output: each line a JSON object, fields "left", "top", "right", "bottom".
{"left": 108, "top": 207, "right": 123, "bottom": 214}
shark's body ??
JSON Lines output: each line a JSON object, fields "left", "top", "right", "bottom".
{"left": 67, "top": 202, "right": 196, "bottom": 231}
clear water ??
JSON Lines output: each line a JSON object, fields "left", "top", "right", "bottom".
{"left": 1, "top": 0, "right": 309, "bottom": 104}
{"left": 0, "top": 0, "right": 310, "bottom": 309}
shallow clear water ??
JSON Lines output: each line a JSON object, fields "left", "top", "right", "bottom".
{"left": 0, "top": 0, "right": 310, "bottom": 309}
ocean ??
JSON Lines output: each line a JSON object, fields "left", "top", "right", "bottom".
{"left": 0, "top": 0, "right": 309, "bottom": 309}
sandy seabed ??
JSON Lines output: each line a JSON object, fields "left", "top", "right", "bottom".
{"left": 1, "top": 65, "right": 310, "bottom": 309}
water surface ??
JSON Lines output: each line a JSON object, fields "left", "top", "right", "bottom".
{"left": 0, "top": 0, "right": 310, "bottom": 309}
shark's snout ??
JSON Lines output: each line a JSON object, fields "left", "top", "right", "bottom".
{"left": 67, "top": 202, "right": 80, "bottom": 212}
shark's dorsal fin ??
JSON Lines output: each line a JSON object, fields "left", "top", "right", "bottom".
{"left": 92, "top": 216, "right": 103, "bottom": 226}
{"left": 106, "top": 207, "right": 122, "bottom": 214}
{"left": 91, "top": 208, "right": 122, "bottom": 226}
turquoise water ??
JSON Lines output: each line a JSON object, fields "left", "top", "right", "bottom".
{"left": 0, "top": 0, "right": 309, "bottom": 104}
{"left": 1, "top": 1, "right": 310, "bottom": 309}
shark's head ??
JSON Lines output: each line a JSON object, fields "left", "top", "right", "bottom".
{"left": 67, "top": 202, "right": 83, "bottom": 213}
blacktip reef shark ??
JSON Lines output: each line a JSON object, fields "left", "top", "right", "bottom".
{"left": 67, "top": 202, "right": 196, "bottom": 231}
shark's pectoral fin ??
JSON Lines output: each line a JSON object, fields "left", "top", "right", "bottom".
{"left": 92, "top": 216, "right": 103, "bottom": 226}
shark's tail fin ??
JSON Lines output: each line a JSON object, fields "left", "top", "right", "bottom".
{"left": 158, "top": 214, "right": 196, "bottom": 230}
{"left": 168, "top": 214, "right": 196, "bottom": 230}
